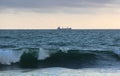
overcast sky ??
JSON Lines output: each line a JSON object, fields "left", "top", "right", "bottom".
{"left": 0, "top": 0, "right": 120, "bottom": 29}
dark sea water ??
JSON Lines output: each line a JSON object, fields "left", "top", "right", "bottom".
{"left": 0, "top": 30, "right": 120, "bottom": 71}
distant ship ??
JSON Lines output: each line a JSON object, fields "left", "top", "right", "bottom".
{"left": 57, "top": 27, "right": 72, "bottom": 30}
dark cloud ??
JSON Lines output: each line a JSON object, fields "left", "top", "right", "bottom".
{"left": 0, "top": 0, "right": 119, "bottom": 13}
{"left": 0, "top": 0, "right": 111, "bottom": 8}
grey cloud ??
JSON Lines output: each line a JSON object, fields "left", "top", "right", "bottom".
{"left": 0, "top": 0, "right": 112, "bottom": 8}
{"left": 0, "top": 0, "right": 119, "bottom": 13}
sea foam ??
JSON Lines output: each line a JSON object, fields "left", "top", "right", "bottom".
{"left": 0, "top": 48, "right": 51, "bottom": 65}
{"left": 0, "top": 49, "right": 23, "bottom": 65}
{"left": 38, "top": 48, "right": 50, "bottom": 60}
{"left": 0, "top": 68, "right": 120, "bottom": 76}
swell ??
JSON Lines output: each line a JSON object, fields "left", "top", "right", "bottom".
{"left": 38, "top": 50, "right": 97, "bottom": 69}
{"left": 0, "top": 48, "right": 120, "bottom": 69}
{"left": 0, "top": 36, "right": 15, "bottom": 39}
{"left": 0, "top": 45, "right": 16, "bottom": 48}
{"left": 37, "top": 50, "right": 120, "bottom": 68}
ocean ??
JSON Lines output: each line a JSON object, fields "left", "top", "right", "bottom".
{"left": 0, "top": 30, "right": 120, "bottom": 76}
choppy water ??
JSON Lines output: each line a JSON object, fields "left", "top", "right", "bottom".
{"left": 0, "top": 30, "right": 120, "bottom": 75}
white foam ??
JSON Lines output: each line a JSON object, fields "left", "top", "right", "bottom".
{"left": 0, "top": 48, "right": 51, "bottom": 65}
{"left": 38, "top": 48, "right": 50, "bottom": 60}
{"left": 0, "top": 49, "right": 23, "bottom": 65}
{"left": 59, "top": 47, "right": 70, "bottom": 53}
{"left": 113, "top": 48, "right": 120, "bottom": 55}
{"left": 0, "top": 68, "right": 120, "bottom": 76}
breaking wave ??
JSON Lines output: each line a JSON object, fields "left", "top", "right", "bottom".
{"left": 0, "top": 48, "right": 120, "bottom": 68}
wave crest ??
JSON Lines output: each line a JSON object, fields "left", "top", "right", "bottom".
{"left": 0, "top": 48, "right": 120, "bottom": 68}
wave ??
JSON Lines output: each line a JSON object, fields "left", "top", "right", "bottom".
{"left": 1, "top": 67, "right": 120, "bottom": 76}
{"left": 0, "top": 48, "right": 120, "bottom": 68}
{"left": 38, "top": 50, "right": 97, "bottom": 69}
{"left": 0, "top": 45, "right": 16, "bottom": 48}
{"left": 0, "top": 49, "right": 23, "bottom": 65}
{"left": 0, "top": 36, "right": 14, "bottom": 39}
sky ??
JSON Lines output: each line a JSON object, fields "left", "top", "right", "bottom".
{"left": 0, "top": 0, "right": 120, "bottom": 29}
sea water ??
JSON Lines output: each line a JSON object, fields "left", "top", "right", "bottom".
{"left": 0, "top": 30, "right": 120, "bottom": 76}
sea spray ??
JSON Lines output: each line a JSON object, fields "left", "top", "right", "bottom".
{"left": 38, "top": 48, "right": 50, "bottom": 60}
{"left": 0, "top": 49, "right": 23, "bottom": 65}
{"left": 0, "top": 47, "right": 120, "bottom": 69}
{"left": 0, "top": 48, "right": 51, "bottom": 66}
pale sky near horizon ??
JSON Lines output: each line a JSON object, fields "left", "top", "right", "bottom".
{"left": 0, "top": 0, "right": 120, "bottom": 29}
